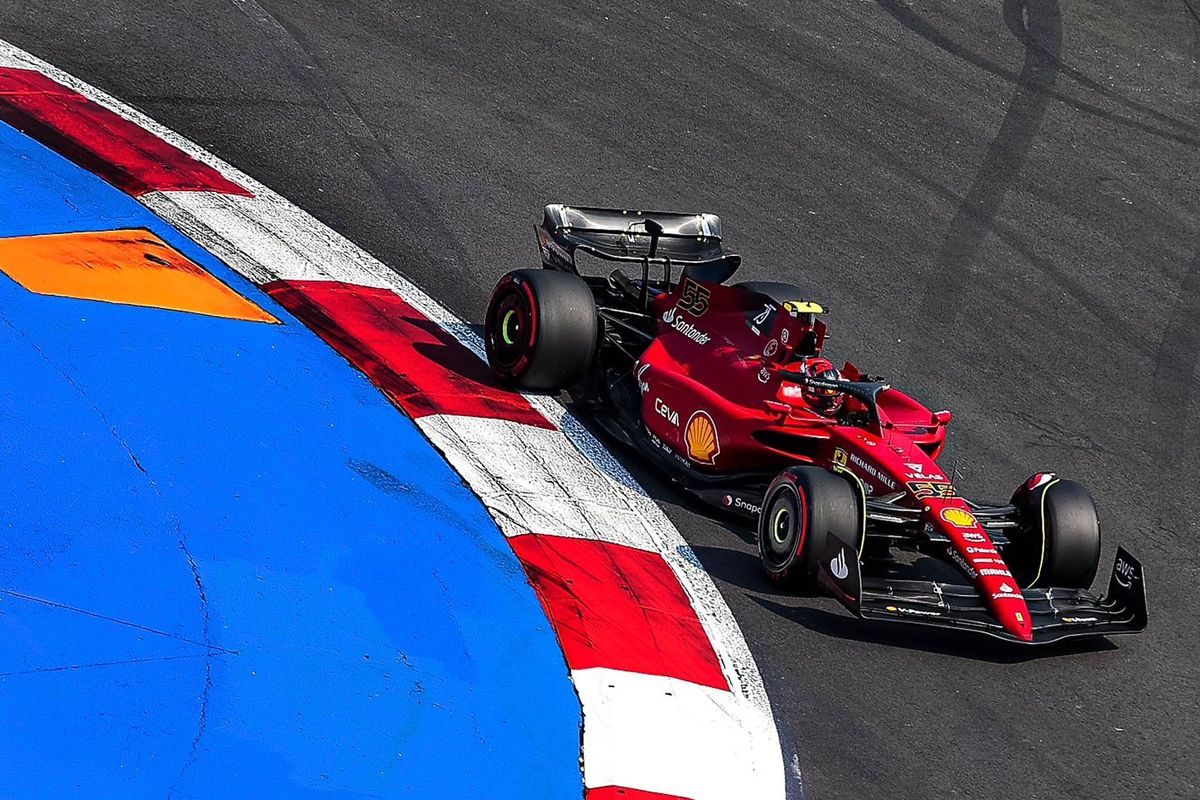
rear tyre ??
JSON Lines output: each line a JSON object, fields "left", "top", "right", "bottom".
{"left": 485, "top": 269, "right": 599, "bottom": 391}
{"left": 1008, "top": 475, "right": 1101, "bottom": 589}
{"left": 758, "top": 466, "right": 860, "bottom": 590}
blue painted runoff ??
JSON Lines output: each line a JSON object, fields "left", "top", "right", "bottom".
{"left": 0, "top": 121, "right": 583, "bottom": 799}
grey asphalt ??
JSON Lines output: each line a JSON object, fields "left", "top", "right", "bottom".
{"left": 4, "top": 1, "right": 1198, "bottom": 797}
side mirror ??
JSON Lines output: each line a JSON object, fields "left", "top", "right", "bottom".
{"left": 933, "top": 409, "right": 953, "bottom": 426}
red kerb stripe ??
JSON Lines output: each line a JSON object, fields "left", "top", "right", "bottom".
{"left": 263, "top": 279, "right": 553, "bottom": 428}
{"left": 586, "top": 787, "right": 692, "bottom": 800}
{"left": 510, "top": 534, "right": 728, "bottom": 691}
{"left": 0, "top": 67, "right": 250, "bottom": 197}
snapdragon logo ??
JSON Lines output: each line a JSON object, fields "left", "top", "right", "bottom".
{"left": 663, "top": 307, "right": 711, "bottom": 345}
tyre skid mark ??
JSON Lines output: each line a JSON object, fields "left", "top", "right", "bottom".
{"left": 906, "top": 0, "right": 1062, "bottom": 332}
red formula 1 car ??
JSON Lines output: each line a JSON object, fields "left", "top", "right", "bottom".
{"left": 483, "top": 205, "right": 1147, "bottom": 644}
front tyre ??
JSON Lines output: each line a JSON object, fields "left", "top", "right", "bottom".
{"left": 1009, "top": 474, "right": 1101, "bottom": 589}
{"left": 758, "top": 466, "right": 860, "bottom": 590}
{"left": 485, "top": 269, "right": 598, "bottom": 391}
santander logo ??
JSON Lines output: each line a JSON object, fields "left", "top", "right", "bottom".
{"left": 662, "top": 307, "right": 711, "bottom": 345}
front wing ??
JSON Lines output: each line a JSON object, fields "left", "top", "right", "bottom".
{"left": 817, "top": 537, "right": 1147, "bottom": 644}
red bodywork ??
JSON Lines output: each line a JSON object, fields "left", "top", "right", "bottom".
{"left": 638, "top": 279, "right": 1035, "bottom": 641}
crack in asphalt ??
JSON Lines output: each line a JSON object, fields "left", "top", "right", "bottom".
{"left": 0, "top": 588, "right": 236, "bottom": 654}
{"left": 0, "top": 653, "right": 214, "bottom": 678}
{"left": 0, "top": 310, "right": 230, "bottom": 797}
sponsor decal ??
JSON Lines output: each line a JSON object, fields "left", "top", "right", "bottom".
{"left": 653, "top": 397, "right": 679, "bottom": 426}
{"left": 804, "top": 376, "right": 845, "bottom": 393}
{"left": 684, "top": 411, "right": 720, "bottom": 464}
{"left": 940, "top": 507, "right": 978, "bottom": 528}
{"left": 763, "top": 339, "right": 779, "bottom": 358}
{"left": 908, "top": 480, "right": 956, "bottom": 500}
{"left": 972, "top": 557, "right": 1005, "bottom": 565}
{"left": 947, "top": 548, "right": 978, "bottom": 580}
{"left": 979, "top": 568, "right": 1013, "bottom": 577}
{"left": 677, "top": 278, "right": 711, "bottom": 316}
{"left": 967, "top": 546, "right": 999, "bottom": 555}
{"left": 636, "top": 362, "right": 650, "bottom": 395}
{"left": 999, "top": 582, "right": 1015, "bottom": 594}
{"left": 779, "top": 382, "right": 805, "bottom": 400}
{"left": 758, "top": 366, "right": 772, "bottom": 384}
{"left": 650, "top": 430, "right": 692, "bottom": 468}
{"left": 723, "top": 494, "right": 733, "bottom": 507}
{"left": 726, "top": 495, "right": 763, "bottom": 515}
{"left": 829, "top": 548, "right": 849, "bottom": 581}
{"left": 1115, "top": 556, "right": 1136, "bottom": 588}
{"left": 662, "top": 307, "right": 712, "bottom": 345}
{"left": 832, "top": 448, "right": 849, "bottom": 468}
{"left": 962, "top": 531, "right": 986, "bottom": 543}
{"left": 1062, "top": 616, "right": 1098, "bottom": 624}
{"left": 538, "top": 229, "right": 573, "bottom": 268}
{"left": 905, "top": 462, "right": 944, "bottom": 480}
{"left": 780, "top": 328, "right": 790, "bottom": 345}
{"left": 1015, "top": 612, "right": 1026, "bottom": 625}
{"left": 748, "top": 303, "right": 777, "bottom": 335}
{"left": 849, "top": 452, "right": 897, "bottom": 490}
{"left": 1027, "top": 472, "right": 1055, "bottom": 491}
{"left": 885, "top": 605, "right": 940, "bottom": 618}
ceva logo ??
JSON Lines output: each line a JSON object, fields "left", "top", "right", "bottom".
{"left": 654, "top": 398, "right": 679, "bottom": 426}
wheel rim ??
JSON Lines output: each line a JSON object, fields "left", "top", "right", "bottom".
{"left": 763, "top": 492, "right": 799, "bottom": 567}
{"left": 489, "top": 288, "right": 532, "bottom": 370}
{"left": 501, "top": 309, "right": 520, "bottom": 345}
{"left": 772, "top": 507, "right": 791, "bottom": 545}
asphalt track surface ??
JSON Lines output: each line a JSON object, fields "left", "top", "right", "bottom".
{"left": 4, "top": 1, "right": 1198, "bottom": 798}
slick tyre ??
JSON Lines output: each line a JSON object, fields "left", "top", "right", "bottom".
{"left": 758, "top": 466, "right": 859, "bottom": 590}
{"left": 1010, "top": 475, "right": 1101, "bottom": 589}
{"left": 485, "top": 269, "right": 599, "bottom": 391}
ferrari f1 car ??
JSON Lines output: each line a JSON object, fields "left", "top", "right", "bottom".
{"left": 483, "top": 205, "right": 1148, "bottom": 644}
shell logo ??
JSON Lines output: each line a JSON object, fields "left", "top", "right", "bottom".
{"left": 941, "top": 507, "right": 978, "bottom": 528}
{"left": 685, "top": 411, "right": 720, "bottom": 465}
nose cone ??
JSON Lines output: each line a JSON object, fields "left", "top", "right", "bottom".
{"left": 993, "top": 595, "right": 1034, "bottom": 642}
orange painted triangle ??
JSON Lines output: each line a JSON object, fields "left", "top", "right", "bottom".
{"left": 0, "top": 228, "right": 277, "bottom": 323}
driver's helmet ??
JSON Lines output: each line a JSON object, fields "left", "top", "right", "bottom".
{"left": 800, "top": 357, "right": 845, "bottom": 416}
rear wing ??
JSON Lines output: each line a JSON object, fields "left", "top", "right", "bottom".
{"left": 536, "top": 204, "right": 737, "bottom": 273}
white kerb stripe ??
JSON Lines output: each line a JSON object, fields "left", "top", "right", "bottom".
{"left": 574, "top": 667, "right": 782, "bottom": 800}
{"left": 0, "top": 36, "right": 787, "bottom": 798}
